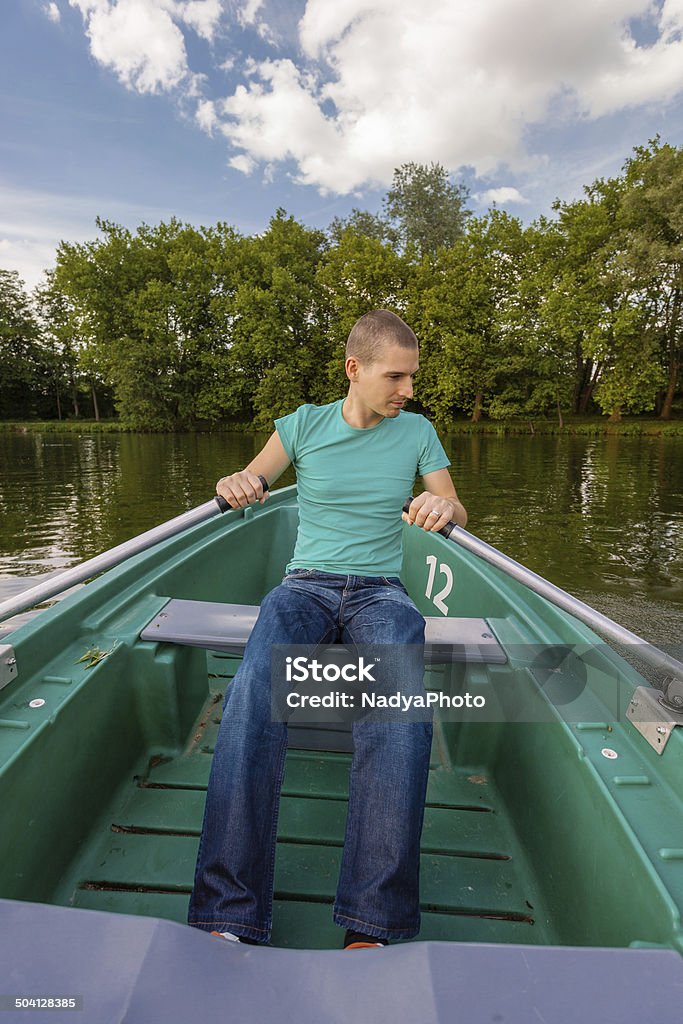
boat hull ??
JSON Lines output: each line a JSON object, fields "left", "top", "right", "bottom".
{"left": 0, "top": 485, "right": 681, "bottom": 1017}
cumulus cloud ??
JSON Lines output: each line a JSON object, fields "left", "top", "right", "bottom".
{"left": 228, "top": 153, "right": 256, "bottom": 174}
{"left": 195, "top": 97, "right": 219, "bottom": 133}
{"left": 178, "top": 0, "right": 222, "bottom": 41}
{"left": 63, "top": 1, "right": 683, "bottom": 194}
{"left": 44, "top": 2, "right": 61, "bottom": 22}
{"left": 476, "top": 187, "right": 530, "bottom": 205}
{"left": 218, "top": 0, "right": 683, "bottom": 192}
{"left": 238, "top": 0, "right": 263, "bottom": 26}
{"left": 68, "top": 0, "right": 224, "bottom": 93}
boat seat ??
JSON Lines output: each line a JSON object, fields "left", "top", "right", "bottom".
{"left": 140, "top": 599, "right": 506, "bottom": 754}
{"left": 140, "top": 598, "right": 507, "bottom": 665}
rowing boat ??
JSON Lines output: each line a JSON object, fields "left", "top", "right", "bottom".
{"left": 0, "top": 485, "right": 682, "bottom": 1023}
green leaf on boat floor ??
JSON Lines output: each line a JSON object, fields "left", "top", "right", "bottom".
{"left": 75, "top": 645, "right": 115, "bottom": 669}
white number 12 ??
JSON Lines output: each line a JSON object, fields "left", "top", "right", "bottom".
{"left": 425, "top": 555, "right": 453, "bottom": 614}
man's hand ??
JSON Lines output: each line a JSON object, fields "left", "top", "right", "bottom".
{"left": 402, "top": 492, "right": 466, "bottom": 531}
{"left": 216, "top": 471, "right": 269, "bottom": 509}
{"left": 216, "top": 431, "right": 291, "bottom": 510}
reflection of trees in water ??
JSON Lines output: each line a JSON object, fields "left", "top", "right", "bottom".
{"left": 443, "top": 434, "right": 683, "bottom": 600}
{"left": 0, "top": 433, "right": 681, "bottom": 611}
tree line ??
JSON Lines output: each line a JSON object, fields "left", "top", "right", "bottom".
{"left": 1, "top": 138, "right": 681, "bottom": 430}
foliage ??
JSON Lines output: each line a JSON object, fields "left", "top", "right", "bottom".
{"left": 0, "top": 270, "right": 53, "bottom": 419}
{"left": 1, "top": 152, "right": 681, "bottom": 429}
{"left": 383, "top": 162, "right": 470, "bottom": 258}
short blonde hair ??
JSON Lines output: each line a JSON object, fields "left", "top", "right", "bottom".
{"left": 345, "top": 310, "right": 418, "bottom": 366}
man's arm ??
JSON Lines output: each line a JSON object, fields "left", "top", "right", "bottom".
{"left": 403, "top": 467, "right": 468, "bottom": 532}
{"left": 216, "top": 431, "right": 291, "bottom": 509}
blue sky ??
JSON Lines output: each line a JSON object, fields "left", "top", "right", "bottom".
{"left": 3, "top": 0, "right": 683, "bottom": 288}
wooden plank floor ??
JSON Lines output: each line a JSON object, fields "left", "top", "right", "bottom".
{"left": 52, "top": 655, "right": 555, "bottom": 949}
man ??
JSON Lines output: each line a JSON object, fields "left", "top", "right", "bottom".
{"left": 187, "top": 310, "right": 467, "bottom": 949}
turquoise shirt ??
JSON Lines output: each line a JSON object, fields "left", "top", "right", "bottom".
{"left": 275, "top": 399, "right": 450, "bottom": 576}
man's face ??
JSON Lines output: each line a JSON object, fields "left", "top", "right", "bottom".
{"left": 350, "top": 343, "right": 419, "bottom": 420}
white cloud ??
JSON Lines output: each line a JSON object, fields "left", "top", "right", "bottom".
{"left": 62, "top": 1, "right": 683, "bottom": 196}
{"left": 195, "top": 97, "right": 219, "bottom": 133}
{"left": 44, "top": 2, "right": 61, "bottom": 22}
{"left": 228, "top": 153, "right": 256, "bottom": 174}
{"left": 238, "top": 0, "right": 263, "bottom": 26}
{"left": 177, "top": 0, "right": 223, "bottom": 41}
{"left": 476, "top": 187, "right": 530, "bottom": 205}
{"left": 69, "top": 0, "right": 189, "bottom": 93}
{"left": 217, "top": 0, "right": 683, "bottom": 193}
{"left": 68, "top": 0, "right": 225, "bottom": 93}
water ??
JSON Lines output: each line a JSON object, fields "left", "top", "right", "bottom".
{"left": 0, "top": 430, "right": 681, "bottom": 646}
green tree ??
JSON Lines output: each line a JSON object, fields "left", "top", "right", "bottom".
{"left": 53, "top": 219, "right": 241, "bottom": 429}
{"left": 409, "top": 211, "right": 529, "bottom": 425}
{"left": 316, "top": 225, "right": 410, "bottom": 401}
{"left": 554, "top": 165, "right": 667, "bottom": 421}
{"left": 0, "top": 270, "right": 49, "bottom": 418}
{"left": 228, "top": 210, "right": 329, "bottom": 427}
{"left": 328, "top": 208, "right": 396, "bottom": 246}
{"left": 616, "top": 139, "right": 683, "bottom": 419}
{"left": 383, "top": 162, "right": 470, "bottom": 258}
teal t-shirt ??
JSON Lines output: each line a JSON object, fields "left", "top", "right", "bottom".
{"left": 274, "top": 399, "right": 450, "bottom": 576}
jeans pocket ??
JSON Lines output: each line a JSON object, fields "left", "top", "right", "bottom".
{"left": 380, "top": 576, "right": 406, "bottom": 590}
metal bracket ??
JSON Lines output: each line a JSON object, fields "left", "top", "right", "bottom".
{"left": 627, "top": 686, "right": 683, "bottom": 755}
{"left": 0, "top": 644, "right": 18, "bottom": 692}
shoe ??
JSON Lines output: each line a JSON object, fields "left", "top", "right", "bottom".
{"left": 343, "top": 929, "right": 389, "bottom": 949}
{"left": 210, "top": 930, "right": 260, "bottom": 946}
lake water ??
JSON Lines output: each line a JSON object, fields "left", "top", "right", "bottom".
{"left": 0, "top": 430, "right": 681, "bottom": 646}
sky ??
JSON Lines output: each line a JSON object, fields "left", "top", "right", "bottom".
{"left": 2, "top": 0, "right": 683, "bottom": 289}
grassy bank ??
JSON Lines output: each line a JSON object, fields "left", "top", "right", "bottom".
{"left": 1, "top": 416, "right": 682, "bottom": 437}
{"left": 442, "top": 416, "right": 683, "bottom": 437}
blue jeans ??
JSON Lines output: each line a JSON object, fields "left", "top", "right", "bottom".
{"left": 187, "top": 570, "right": 432, "bottom": 943}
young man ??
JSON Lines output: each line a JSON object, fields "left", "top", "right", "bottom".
{"left": 187, "top": 310, "right": 467, "bottom": 948}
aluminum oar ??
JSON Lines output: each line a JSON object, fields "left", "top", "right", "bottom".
{"left": 0, "top": 478, "right": 269, "bottom": 626}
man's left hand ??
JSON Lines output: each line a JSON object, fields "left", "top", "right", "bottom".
{"left": 402, "top": 493, "right": 458, "bottom": 532}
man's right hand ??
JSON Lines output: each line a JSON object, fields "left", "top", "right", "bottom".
{"left": 216, "top": 471, "right": 269, "bottom": 509}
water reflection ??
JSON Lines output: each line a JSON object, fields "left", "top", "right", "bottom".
{"left": 1, "top": 430, "right": 681, "bottom": 643}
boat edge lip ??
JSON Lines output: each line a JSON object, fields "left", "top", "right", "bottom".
{"left": 1, "top": 895, "right": 683, "bottom": 1020}
{"left": 442, "top": 524, "right": 683, "bottom": 689}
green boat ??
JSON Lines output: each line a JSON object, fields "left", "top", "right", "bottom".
{"left": 0, "top": 485, "right": 682, "bottom": 1023}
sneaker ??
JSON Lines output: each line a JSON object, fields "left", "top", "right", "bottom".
{"left": 343, "top": 929, "right": 389, "bottom": 949}
{"left": 210, "top": 931, "right": 260, "bottom": 946}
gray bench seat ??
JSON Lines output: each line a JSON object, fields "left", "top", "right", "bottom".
{"left": 140, "top": 598, "right": 507, "bottom": 664}
{"left": 140, "top": 599, "right": 505, "bottom": 753}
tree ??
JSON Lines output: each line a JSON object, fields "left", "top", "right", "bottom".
{"left": 409, "top": 211, "right": 531, "bottom": 425}
{"left": 316, "top": 224, "right": 410, "bottom": 402}
{"left": 0, "top": 270, "right": 50, "bottom": 419}
{"left": 328, "top": 208, "right": 396, "bottom": 246}
{"left": 616, "top": 139, "right": 683, "bottom": 419}
{"left": 543, "top": 171, "right": 669, "bottom": 422}
{"left": 383, "top": 162, "right": 470, "bottom": 258}
{"left": 228, "top": 210, "right": 329, "bottom": 427}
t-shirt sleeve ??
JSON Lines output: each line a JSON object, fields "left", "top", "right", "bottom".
{"left": 274, "top": 406, "right": 303, "bottom": 463}
{"left": 418, "top": 417, "right": 451, "bottom": 475}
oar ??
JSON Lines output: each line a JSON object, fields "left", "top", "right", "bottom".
{"left": 0, "top": 477, "right": 269, "bottom": 626}
{"left": 403, "top": 498, "right": 683, "bottom": 686}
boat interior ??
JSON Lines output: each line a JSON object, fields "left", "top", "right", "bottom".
{"left": 1, "top": 491, "right": 682, "bottom": 954}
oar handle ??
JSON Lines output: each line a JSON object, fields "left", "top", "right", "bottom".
{"left": 402, "top": 497, "right": 458, "bottom": 539}
{"left": 215, "top": 476, "right": 270, "bottom": 514}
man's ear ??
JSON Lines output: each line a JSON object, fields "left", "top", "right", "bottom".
{"left": 345, "top": 355, "right": 360, "bottom": 381}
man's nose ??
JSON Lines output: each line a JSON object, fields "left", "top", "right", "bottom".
{"left": 399, "top": 379, "right": 413, "bottom": 398}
